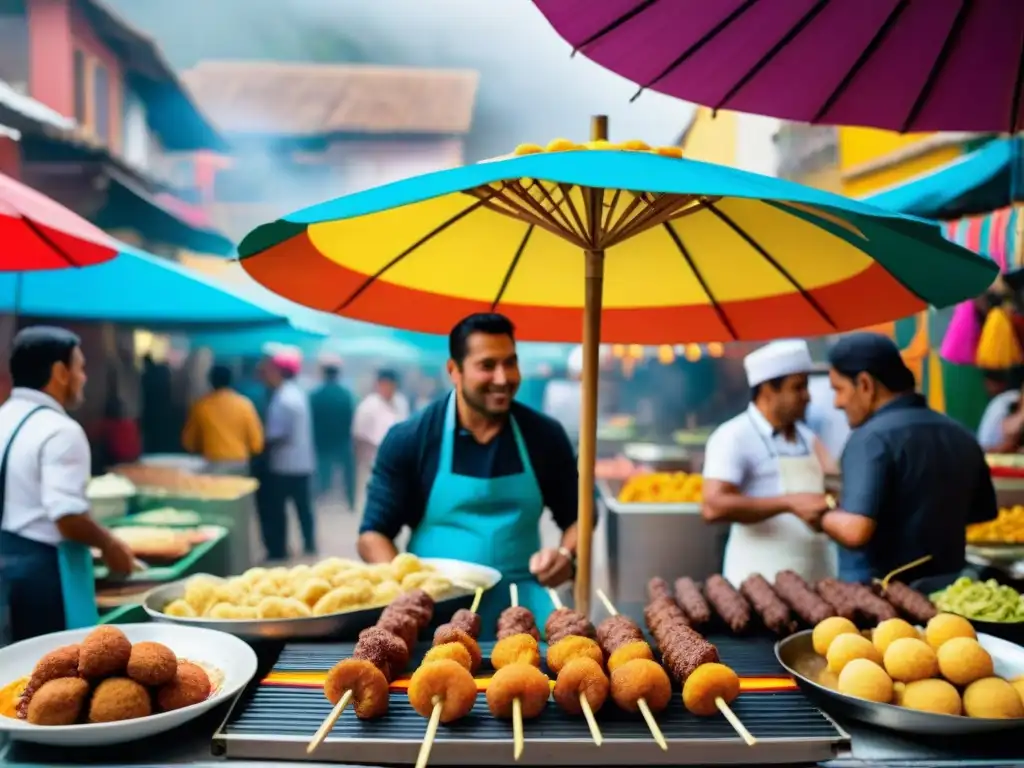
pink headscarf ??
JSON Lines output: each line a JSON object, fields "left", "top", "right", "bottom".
{"left": 271, "top": 350, "right": 302, "bottom": 375}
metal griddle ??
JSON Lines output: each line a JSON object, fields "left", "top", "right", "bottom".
{"left": 213, "top": 636, "right": 849, "bottom": 765}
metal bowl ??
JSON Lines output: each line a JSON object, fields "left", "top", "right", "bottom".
{"left": 775, "top": 629, "right": 1024, "bottom": 735}
{"left": 143, "top": 558, "right": 502, "bottom": 641}
{"left": 912, "top": 573, "right": 1024, "bottom": 646}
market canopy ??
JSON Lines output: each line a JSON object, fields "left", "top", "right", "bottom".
{"left": 0, "top": 245, "right": 287, "bottom": 329}
{"left": 864, "top": 138, "right": 1021, "bottom": 220}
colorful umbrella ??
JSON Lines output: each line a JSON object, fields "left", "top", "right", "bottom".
{"left": 0, "top": 171, "right": 119, "bottom": 270}
{"left": 238, "top": 124, "right": 997, "bottom": 614}
{"left": 531, "top": 0, "right": 1024, "bottom": 133}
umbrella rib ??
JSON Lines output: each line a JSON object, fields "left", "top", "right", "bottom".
{"left": 1009, "top": 27, "right": 1024, "bottom": 133}
{"left": 332, "top": 197, "right": 489, "bottom": 313}
{"left": 630, "top": 0, "right": 759, "bottom": 102}
{"left": 900, "top": 0, "right": 971, "bottom": 133}
{"left": 811, "top": 0, "right": 909, "bottom": 123}
{"left": 662, "top": 222, "right": 738, "bottom": 340}
{"left": 572, "top": 0, "right": 662, "bottom": 55}
{"left": 705, "top": 202, "right": 837, "bottom": 330}
{"left": 712, "top": 0, "right": 832, "bottom": 113}
{"left": 19, "top": 216, "right": 82, "bottom": 268}
{"left": 491, "top": 225, "right": 534, "bottom": 311}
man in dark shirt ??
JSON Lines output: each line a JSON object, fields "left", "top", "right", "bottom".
{"left": 357, "top": 313, "right": 582, "bottom": 637}
{"left": 820, "top": 333, "right": 997, "bottom": 583}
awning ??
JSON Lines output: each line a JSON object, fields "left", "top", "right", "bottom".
{"left": 0, "top": 79, "right": 75, "bottom": 137}
{"left": 940, "top": 206, "right": 1022, "bottom": 274}
{"left": 863, "top": 138, "right": 1020, "bottom": 220}
{"left": 0, "top": 246, "right": 286, "bottom": 329}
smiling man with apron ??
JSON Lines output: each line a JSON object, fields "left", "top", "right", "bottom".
{"left": 701, "top": 340, "right": 837, "bottom": 585}
{"left": 355, "top": 313, "right": 583, "bottom": 638}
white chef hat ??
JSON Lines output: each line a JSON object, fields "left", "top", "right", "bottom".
{"left": 743, "top": 340, "right": 813, "bottom": 387}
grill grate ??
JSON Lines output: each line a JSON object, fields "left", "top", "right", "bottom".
{"left": 214, "top": 635, "right": 848, "bottom": 766}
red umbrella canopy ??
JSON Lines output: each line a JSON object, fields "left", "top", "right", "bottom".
{"left": 0, "top": 171, "right": 120, "bottom": 271}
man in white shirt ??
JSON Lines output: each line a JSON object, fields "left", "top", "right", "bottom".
{"left": 0, "top": 327, "right": 134, "bottom": 641}
{"left": 353, "top": 370, "right": 410, "bottom": 514}
{"left": 543, "top": 346, "right": 583, "bottom": 447}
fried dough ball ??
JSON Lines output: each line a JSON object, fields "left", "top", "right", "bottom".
{"left": 409, "top": 660, "right": 478, "bottom": 723}
{"left": 164, "top": 599, "right": 197, "bottom": 618}
{"left": 424, "top": 642, "right": 473, "bottom": 672}
{"left": 607, "top": 640, "right": 654, "bottom": 673}
{"left": 1011, "top": 675, "right": 1024, "bottom": 706}
{"left": 610, "top": 658, "right": 672, "bottom": 713}
{"left": 391, "top": 553, "right": 424, "bottom": 582}
{"left": 546, "top": 636, "right": 603, "bottom": 676}
{"left": 208, "top": 602, "right": 258, "bottom": 620}
{"left": 883, "top": 638, "right": 938, "bottom": 683}
{"left": 963, "top": 677, "right": 1024, "bottom": 719}
{"left": 126, "top": 641, "right": 178, "bottom": 686}
{"left": 872, "top": 618, "right": 919, "bottom": 656}
{"left": 486, "top": 663, "right": 550, "bottom": 719}
{"left": 313, "top": 584, "right": 374, "bottom": 615}
{"left": 492, "top": 633, "right": 541, "bottom": 670}
{"left": 79, "top": 625, "right": 132, "bottom": 679}
{"left": 184, "top": 577, "right": 220, "bottom": 614}
{"left": 553, "top": 657, "right": 608, "bottom": 716}
{"left": 433, "top": 625, "right": 482, "bottom": 673}
{"left": 812, "top": 616, "right": 859, "bottom": 656}
{"left": 26, "top": 678, "right": 90, "bottom": 725}
{"left": 826, "top": 633, "right": 881, "bottom": 675}
{"left": 372, "top": 580, "right": 403, "bottom": 605}
{"left": 837, "top": 659, "right": 893, "bottom": 704}
{"left": 899, "top": 679, "right": 961, "bottom": 715}
{"left": 925, "top": 613, "right": 975, "bottom": 650}
{"left": 295, "top": 578, "right": 333, "bottom": 608}
{"left": 682, "top": 663, "right": 741, "bottom": 717}
{"left": 324, "top": 658, "right": 390, "bottom": 720}
{"left": 257, "top": 596, "right": 312, "bottom": 619}
{"left": 937, "top": 637, "right": 994, "bottom": 686}
{"left": 89, "top": 678, "right": 152, "bottom": 723}
{"left": 157, "top": 661, "right": 212, "bottom": 712}
{"left": 17, "top": 644, "right": 81, "bottom": 719}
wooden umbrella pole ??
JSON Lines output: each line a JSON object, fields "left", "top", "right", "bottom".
{"left": 573, "top": 114, "right": 608, "bottom": 621}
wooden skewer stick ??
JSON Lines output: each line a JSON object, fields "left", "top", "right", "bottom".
{"left": 512, "top": 696, "right": 524, "bottom": 761}
{"left": 548, "top": 588, "right": 564, "bottom": 610}
{"left": 415, "top": 696, "right": 443, "bottom": 768}
{"left": 307, "top": 689, "right": 352, "bottom": 753}
{"left": 470, "top": 587, "right": 483, "bottom": 614}
{"left": 716, "top": 697, "right": 756, "bottom": 746}
{"left": 875, "top": 555, "right": 933, "bottom": 591}
{"left": 580, "top": 693, "right": 603, "bottom": 746}
{"left": 453, "top": 578, "right": 482, "bottom": 593}
{"left": 510, "top": 582, "right": 519, "bottom": 608}
{"left": 594, "top": 589, "right": 667, "bottom": 751}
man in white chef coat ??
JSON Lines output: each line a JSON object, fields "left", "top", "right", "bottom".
{"left": 352, "top": 369, "right": 410, "bottom": 514}
{"left": 701, "top": 340, "right": 837, "bottom": 585}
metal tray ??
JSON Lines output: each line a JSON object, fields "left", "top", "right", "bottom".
{"left": 143, "top": 558, "right": 501, "bottom": 641}
{"left": 776, "top": 629, "right": 1024, "bottom": 735}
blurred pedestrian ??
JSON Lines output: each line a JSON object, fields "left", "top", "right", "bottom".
{"left": 182, "top": 364, "right": 264, "bottom": 476}
{"left": 309, "top": 354, "right": 356, "bottom": 509}
{"left": 92, "top": 392, "right": 142, "bottom": 473}
{"left": 352, "top": 369, "right": 409, "bottom": 514}
{"left": 261, "top": 351, "right": 317, "bottom": 560}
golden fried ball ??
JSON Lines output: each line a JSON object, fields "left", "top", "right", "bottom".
{"left": 409, "top": 659, "right": 478, "bottom": 723}
{"left": 826, "top": 633, "right": 882, "bottom": 675}
{"left": 89, "top": 678, "right": 152, "bottom": 722}
{"left": 432, "top": 626, "right": 482, "bottom": 673}
{"left": 26, "top": 678, "right": 90, "bottom": 725}
{"left": 813, "top": 616, "right": 859, "bottom": 656}
{"left": 256, "top": 596, "right": 312, "bottom": 619}
{"left": 294, "top": 578, "right": 333, "bottom": 608}
{"left": 240, "top": 566, "right": 268, "bottom": 584}
{"left": 420, "top": 576, "right": 453, "bottom": 600}
{"left": 492, "top": 633, "right": 541, "bottom": 670}
{"left": 183, "top": 577, "right": 219, "bottom": 614}
{"left": 401, "top": 571, "right": 433, "bottom": 591}
{"left": 546, "top": 636, "right": 603, "bottom": 676}
{"left": 372, "top": 580, "right": 403, "bottom": 605}
{"left": 883, "top": 638, "right": 938, "bottom": 683}
{"left": 899, "top": 679, "right": 961, "bottom": 716}
{"left": 892, "top": 681, "right": 906, "bottom": 706}
{"left": 925, "top": 613, "right": 976, "bottom": 650}
{"left": 837, "top": 659, "right": 893, "bottom": 704}
{"left": 391, "top": 553, "right": 424, "bottom": 582}
{"left": 207, "top": 583, "right": 247, "bottom": 611}
{"left": 424, "top": 643, "right": 473, "bottom": 672}
{"left": 607, "top": 641, "right": 654, "bottom": 673}
{"left": 313, "top": 584, "right": 373, "bottom": 615}
{"left": 324, "top": 658, "right": 390, "bottom": 720}
{"left": 289, "top": 564, "right": 313, "bottom": 582}
{"left": 1011, "top": 676, "right": 1024, "bottom": 707}
{"left": 682, "top": 663, "right": 740, "bottom": 717}
{"left": 937, "top": 637, "right": 994, "bottom": 686}
{"left": 553, "top": 657, "right": 608, "bottom": 715}
{"left": 79, "top": 626, "right": 132, "bottom": 679}
{"left": 487, "top": 663, "right": 551, "bottom": 719}
{"left": 163, "top": 599, "right": 197, "bottom": 618}
{"left": 610, "top": 658, "right": 672, "bottom": 713}
{"left": 963, "top": 677, "right": 1024, "bottom": 719}
{"left": 872, "top": 618, "right": 918, "bottom": 656}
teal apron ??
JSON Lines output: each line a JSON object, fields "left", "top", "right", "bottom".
{"left": 408, "top": 393, "right": 551, "bottom": 640}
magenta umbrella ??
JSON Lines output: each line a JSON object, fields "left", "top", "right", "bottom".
{"left": 532, "top": 0, "right": 1024, "bottom": 133}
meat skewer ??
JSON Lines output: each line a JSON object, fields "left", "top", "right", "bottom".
{"left": 740, "top": 574, "right": 797, "bottom": 635}
{"left": 311, "top": 588, "right": 436, "bottom": 753}
{"left": 547, "top": 589, "right": 605, "bottom": 746}
{"left": 815, "top": 578, "right": 858, "bottom": 622}
{"left": 594, "top": 589, "right": 669, "bottom": 751}
{"left": 642, "top": 588, "right": 756, "bottom": 746}
{"left": 704, "top": 575, "right": 752, "bottom": 633}
{"left": 843, "top": 581, "right": 898, "bottom": 624}
{"left": 674, "top": 577, "right": 712, "bottom": 627}
{"left": 878, "top": 580, "right": 937, "bottom": 623}
{"left": 774, "top": 571, "right": 836, "bottom": 625}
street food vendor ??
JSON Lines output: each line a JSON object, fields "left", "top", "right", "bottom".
{"left": 976, "top": 368, "right": 1024, "bottom": 452}
{"left": 701, "top": 340, "right": 837, "bottom": 585}
{"left": 820, "top": 332, "right": 997, "bottom": 582}
{"left": 356, "top": 313, "right": 582, "bottom": 636}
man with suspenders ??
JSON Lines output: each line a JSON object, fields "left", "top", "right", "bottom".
{"left": 0, "top": 327, "right": 134, "bottom": 642}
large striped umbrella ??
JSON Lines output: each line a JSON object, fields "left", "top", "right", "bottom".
{"left": 238, "top": 119, "right": 997, "bottom": 615}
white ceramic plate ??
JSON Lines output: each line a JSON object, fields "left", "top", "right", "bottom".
{"left": 0, "top": 623, "right": 257, "bottom": 746}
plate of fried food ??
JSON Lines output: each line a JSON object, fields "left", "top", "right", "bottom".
{"left": 143, "top": 554, "right": 501, "bottom": 640}
{"left": 0, "top": 623, "right": 257, "bottom": 746}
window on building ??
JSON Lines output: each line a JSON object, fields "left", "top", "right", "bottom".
{"left": 93, "top": 62, "right": 110, "bottom": 142}
{"left": 73, "top": 49, "right": 88, "bottom": 125}
{"left": 0, "top": 0, "right": 28, "bottom": 90}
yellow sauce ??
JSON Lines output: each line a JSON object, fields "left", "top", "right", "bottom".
{"left": 0, "top": 676, "right": 28, "bottom": 719}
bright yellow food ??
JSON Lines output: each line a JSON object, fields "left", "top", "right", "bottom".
{"left": 837, "top": 659, "right": 892, "bottom": 704}
{"left": 813, "top": 616, "right": 859, "bottom": 656}
{"left": 872, "top": 618, "right": 918, "bottom": 655}
{"left": 936, "top": 637, "right": 993, "bottom": 686}
{"left": 962, "top": 677, "right": 1024, "bottom": 719}
{"left": 900, "top": 679, "right": 961, "bottom": 715}
{"left": 924, "top": 613, "right": 976, "bottom": 649}
{"left": 617, "top": 472, "right": 703, "bottom": 503}
{"left": 883, "top": 638, "right": 938, "bottom": 683}
{"left": 967, "top": 505, "right": 1024, "bottom": 543}
{"left": 827, "top": 633, "right": 881, "bottom": 675}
